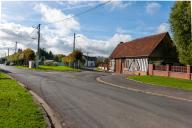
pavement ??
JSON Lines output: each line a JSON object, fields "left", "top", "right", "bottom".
{"left": 99, "top": 74, "right": 192, "bottom": 101}
{"left": 1, "top": 65, "right": 192, "bottom": 128}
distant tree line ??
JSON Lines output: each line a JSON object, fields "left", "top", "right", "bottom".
{"left": 6, "top": 47, "right": 109, "bottom": 68}
{"left": 6, "top": 48, "right": 85, "bottom": 68}
{"left": 39, "top": 48, "right": 65, "bottom": 62}
{"left": 6, "top": 48, "right": 66, "bottom": 66}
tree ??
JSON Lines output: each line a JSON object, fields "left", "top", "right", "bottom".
{"left": 63, "top": 54, "right": 75, "bottom": 66}
{"left": 96, "top": 56, "right": 105, "bottom": 66}
{"left": 54, "top": 54, "right": 65, "bottom": 62}
{"left": 104, "top": 58, "right": 109, "bottom": 64}
{"left": 71, "top": 50, "right": 83, "bottom": 62}
{"left": 22, "top": 48, "right": 35, "bottom": 65}
{"left": 7, "top": 51, "right": 22, "bottom": 65}
{"left": 169, "top": 1, "right": 192, "bottom": 65}
{"left": 48, "top": 51, "right": 54, "bottom": 59}
{"left": 17, "top": 48, "right": 22, "bottom": 53}
{"left": 62, "top": 49, "right": 83, "bottom": 68}
{"left": 39, "top": 48, "right": 55, "bottom": 60}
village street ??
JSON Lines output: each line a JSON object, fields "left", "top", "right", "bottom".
{"left": 1, "top": 65, "right": 192, "bottom": 128}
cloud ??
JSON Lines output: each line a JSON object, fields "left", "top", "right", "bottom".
{"left": 74, "top": 33, "right": 132, "bottom": 56}
{"left": 156, "top": 23, "right": 169, "bottom": 33}
{"left": 0, "top": 21, "right": 132, "bottom": 57}
{"left": 57, "top": 1, "right": 96, "bottom": 11}
{"left": 58, "top": 0, "right": 85, "bottom": 5}
{"left": 146, "top": 2, "right": 161, "bottom": 15}
{"left": 109, "top": 1, "right": 129, "bottom": 10}
{"left": 0, "top": 1, "right": 1, "bottom": 23}
{"left": 34, "top": 3, "right": 80, "bottom": 36}
{"left": 0, "top": 3, "right": 132, "bottom": 57}
{"left": 0, "top": 22, "right": 37, "bottom": 56}
{"left": 62, "top": 0, "right": 131, "bottom": 10}
{"left": 108, "top": 1, "right": 134, "bottom": 11}
{"left": 2, "top": 13, "right": 25, "bottom": 23}
{"left": 116, "top": 27, "right": 127, "bottom": 34}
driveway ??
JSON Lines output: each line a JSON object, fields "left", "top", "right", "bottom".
{"left": 1, "top": 65, "right": 192, "bottom": 128}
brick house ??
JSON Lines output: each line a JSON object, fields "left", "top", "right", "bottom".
{"left": 109, "top": 32, "right": 178, "bottom": 75}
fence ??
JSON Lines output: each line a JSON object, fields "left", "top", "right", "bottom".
{"left": 154, "top": 65, "right": 167, "bottom": 71}
{"left": 149, "top": 64, "right": 192, "bottom": 80}
{"left": 170, "top": 66, "right": 187, "bottom": 73}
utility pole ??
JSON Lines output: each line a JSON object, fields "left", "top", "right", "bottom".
{"left": 86, "top": 51, "right": 89, "bottom": 67}
{"left": 7, "top": 48, "right": 9, "bottom": 57}
{"left": 73, "top": 33, "right": 76, "bottom": 52}
{"left": 15, "top": 41, "right": 17, "bottom": 53}
{"left": 4, "top": 52, "right": 6, "bottom": 64}
{"left": 36, "top": 24, "right": 41, "bottom": 68}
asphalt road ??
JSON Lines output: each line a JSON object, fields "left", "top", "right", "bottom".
{"left": 1, "top": 65, "right": 192, "bottom": 128}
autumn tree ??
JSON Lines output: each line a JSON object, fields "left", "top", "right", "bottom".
{"left": 72, "top": 50, "right": 83, "bottom": 62}
{"left": 63, "top": 54, "right": 75, "bottom": 66}
{"left": 21, "top": 48, "right": 35, "bottom": 65}
{"left": 63, "top": 49, "right": 83, "bottom": 68}
{"left": 23, "top": 48, "right": 35, "bottom": 61}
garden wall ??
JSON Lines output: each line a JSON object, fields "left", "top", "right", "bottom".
{"left": 148, "top": 64, "right": 192, "bottom": 80}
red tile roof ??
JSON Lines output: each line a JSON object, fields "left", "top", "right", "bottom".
{"left": 110, "top": 32, "right": 168, "bottom": 59}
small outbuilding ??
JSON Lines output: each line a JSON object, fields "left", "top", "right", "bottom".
{"left": 109, "top": 32, "right": 178, "bottom": 75}
{"left": 83, "top": 55, "right": 97, "bottom": 67}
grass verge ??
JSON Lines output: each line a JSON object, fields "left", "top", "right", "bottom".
{"left": 16, "top": 65, "right": 81, "bottom": 72}
{"left": 128, "top": 75, "right": 192, "bottom": 91}
{"left": 0, "top": 72, "right": 47, "bottom": 128}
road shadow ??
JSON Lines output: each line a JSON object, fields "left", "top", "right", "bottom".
{"left": 0, "top": 69, "right": 12, "bottom": 73}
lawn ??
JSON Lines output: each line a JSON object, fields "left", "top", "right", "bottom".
{"left": 0, "top": 72, "right": 47, "bottom": 128}
{"left": 128, "top": 75, "right": 192, "bottom": 91}
{"left": 17, "top": 65, "right": 81, "bottom": 72}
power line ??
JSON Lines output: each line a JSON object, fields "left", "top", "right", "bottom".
{"left": 30, "top": 27, "right": 38, "bottom": 39}
{"left": 42, "top": 1, "right": 111, "bottom": 25}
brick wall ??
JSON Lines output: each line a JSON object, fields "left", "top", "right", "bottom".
{"left": 115, "top": 59, "right": 122, "bottom": 74}
{"left": 148, "top": 64, "right": 192, "bottom": 80}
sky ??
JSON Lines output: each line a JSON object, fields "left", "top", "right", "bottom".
{"left": 0, "top": 0, "right": 175, "bottom": 57}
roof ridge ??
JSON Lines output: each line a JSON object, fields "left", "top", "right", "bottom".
{"left": 124, "top": 32, "right": 168, "bottom": 44}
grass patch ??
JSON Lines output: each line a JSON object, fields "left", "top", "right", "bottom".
{"left": 38, "top": 65, "right": 81, "bottom": 72}
{"left": 0, "top": 72, "right": 47, "bottom": 128}
{"left": 128, "top": 75, "right": 192, "bottom": 91}
{"left": 16, "top": 65, "right": 81, "bottom": 72}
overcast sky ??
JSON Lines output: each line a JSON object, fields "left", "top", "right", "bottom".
{"left": 0, "top": 0, "right": 174, "bottom": 57}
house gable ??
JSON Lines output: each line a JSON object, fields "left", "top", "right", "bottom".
{"left": 110, "top": 32, "right": 168, "bottom": 59}
{"left": 149, "top": 33, "right": 178, "bottom": 64}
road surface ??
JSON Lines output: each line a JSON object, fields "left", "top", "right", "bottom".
{"left": 1, "top": 65, "right": 192, "bottom": 128}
